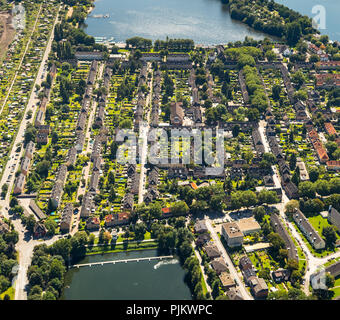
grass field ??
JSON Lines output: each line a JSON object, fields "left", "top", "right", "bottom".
{"left": 0, "top": 286, "right": 15, "bottom": 300}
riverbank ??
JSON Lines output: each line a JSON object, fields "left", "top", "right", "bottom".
{"left": 86, "top": 240, "right": 158, "bottom": 255}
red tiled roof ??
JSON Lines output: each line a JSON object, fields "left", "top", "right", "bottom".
{"left": 325, "top": 122, "right": 337, "bottom": 136}
{"left": 162, "top": 207, "right": 171, "bottom": 214}
{"left": 190, "top": 182, "right": 198, "bottom": 190}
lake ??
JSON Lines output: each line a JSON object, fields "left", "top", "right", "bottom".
{"left": 274, "top": 0, "right": 340, "bottom": 41}
{"left": 61, "top": 249, "right": 193, "bottom": 300}
{"left": 83, "top": 0, "right": 271, "bottom": 45}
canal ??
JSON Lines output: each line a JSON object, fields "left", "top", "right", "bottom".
{"left": 61, "top": 249, "right": 193, "bottom": 300}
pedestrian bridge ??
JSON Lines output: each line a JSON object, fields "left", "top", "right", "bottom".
{"left": 71, "top": 255, "right": 174, "bottom": 268}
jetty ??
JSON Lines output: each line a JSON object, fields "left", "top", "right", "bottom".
{"left": 71, "top": 255, "right": 174, "bottom": 268}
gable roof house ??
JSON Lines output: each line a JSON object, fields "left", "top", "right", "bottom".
{"left": 270, "top": 213, "right": 298, "bottom": 262}
{"left": 75, "top": 132, "right": 85, "bottom": 153}
{"left": 21, "top": 156, "right": 31, "bottom": 176}
{"left": 194, "top": 220, "right": 208, "bottom": 234}
{"left": 293, "top": 208, "right": 325, "bottom": 250}
{"left": 66, "top": 147, "right": 77, "bottom": 167}
{"left": 25, "top": 141, "right": 35, "bottom": 159}
{"left": 89, "top": 171, "right": 100, "bottom": 193}
{"left": 328, "top": 206, "right": 340, "bottom": 231}
{"left": 211, "top": 258, "right": 228, "bottom": 275}
{"left": 29, "top": 199, "right": 46, "bottom": 220}
{"left": 170, "top": 102, "right": 184, "bottom": 126}
{"left": 86, "top": 216, "right": 100, "bottom": 231}
{"left": 203, "top": 244, "right": 221, "bottom": 259}
{"left": 13, "top": 173, "right": 26, "bottom": 195}
{"left": 324, "top": 122, "right": 337, "bottom": 136}
{"left": 80, "top": 192, "right": 94, "bottom": 218}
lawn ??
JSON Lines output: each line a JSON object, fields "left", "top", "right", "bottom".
{"left": 308, "top": 215, "right": 334, "bottom": 236}
{"left": 0, "top": 286, "right": 15, "bottom": 300}
{"left": 86, "top": 240, "right": 158, "bottom": 255}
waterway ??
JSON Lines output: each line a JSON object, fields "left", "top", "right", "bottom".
{"left": 61, "top": 249, "right": 193, "bottom": 300}
{"left": 274, "top": 0, "right": 340, "bottom": 41}
{"left": 83, "top": 0, "right": 272, "bottom": 45}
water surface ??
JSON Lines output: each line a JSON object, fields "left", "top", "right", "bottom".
{"left": 275, "top": 0, "right": 340, "bottom": 41}
{"left": 62, "top": 249, "right": 193, "bottom": 300}
{"left": 84, "top": 0, "right": 272, "bottom": 44}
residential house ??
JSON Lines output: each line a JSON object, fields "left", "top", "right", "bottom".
{"left": 25, "top": 141, "right": 35, "bottom": 159}
{"left": 86, "top": 216, "right": 100, "bottom": 231}
{"left": 328, "top": 206, "right": 340, "bottom": 231}
{"left": 236, "top": 217, "right": 261, "bottom": 235}
{"left": 33, "top": 222, "right": 47, "bottom": 238}
{"left": 80, "top": 192, "right": 94, "bottom": 218}
{"left": 170, "top": 102, "right": 184, "bottom": 126}
{"left": 292, "top": 208, "right": 325, "bottom": 250}
{"left": 270, "top": 213, "right": 298, "bottom": 262}
{"left": 219, "top": 272, "right": 236, "bottom": 290}
{"left": 13, "top": 173, "right": 25, "bottom": 194}
{"left": 203, "top": 244, "right": 221, "bottom": 259}
{"left": 60, "top": 203, "right": 73, "bottom": 233}
{"left": 194, "top": 220, "right": 208, "bottom": 234}
{"left": 29, "top": 199, "right": 46, "bottom": 220}
{"left": 221, "top": 222, "right": 244, "bottom": 248}
{"left": 211, "top": 258, "right": 228, "bottom": 275}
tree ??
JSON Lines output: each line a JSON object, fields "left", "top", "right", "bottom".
{"left": 24, "top": 214, "right": 36, "bottom": 233}
{"left": 286, "top": 22, "right": 302, "bottom": 46}
{"left": 286, "top": 258, "right": 299, "bottom": 271}
{"left": 149, "top": 202, "right": 162, "bottom": 220}
{"left": 272, "top": 84, "right": 281, "bottom": 101}
{"left": 322, "top": 226, "right": 337, "bottom": 247}
{"left": 257, "top": 190, "right": 279, "bottom": 205}
{"left": 170, "top": 201, "right": 189, "bottom": 216}
{"left": 309, "top": 167, "right": 319, "bottom": 183}
{"left": 298, "top": 181, "right": 315, "bottom": 198}
{"left": 44, "top": 220, "right": 57, "bottom": 236}
{"left": 314, "top": 180, "right": 330, "bottom": 197}
{"left": 0, "top": 275, "right": 10, "bottom": 293}
{"left": 232, "top": 124, "right": 240, "bottom": 137}
{"left": 325, "top": 273, "right": 335, "bottom": 289}
{"left": 285, "top": 200, "right": 299, "bottom": 214}
{"left": 24, "top": 124, "right": 37, "bottom": 145}
{"left": 253, "top": 206, "right": 266, "bottom": 223}
{"left": 289, "top": 153, "right": 297, "bottom": 170}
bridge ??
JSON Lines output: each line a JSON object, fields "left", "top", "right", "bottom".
{"left": 71, "top": 255, "right": 174, "bottom": 268}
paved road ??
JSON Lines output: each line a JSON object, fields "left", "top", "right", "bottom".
{"left": 138, "top": 63, "right": 152, "bottom": 204}
{"left": 205, "top": 218, "right": 253, "bottom": 300}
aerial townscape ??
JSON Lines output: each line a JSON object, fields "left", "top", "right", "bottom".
{"left": 1, "top": 0, "right": 340, "bottom": 303}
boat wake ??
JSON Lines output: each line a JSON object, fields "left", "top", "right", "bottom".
{"left": 153, "top": 258, "right": 178, "bottom": 270}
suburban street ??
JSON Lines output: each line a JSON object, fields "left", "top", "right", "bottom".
{"left": 205, "top": 218, "right": 254, "bottom": 300}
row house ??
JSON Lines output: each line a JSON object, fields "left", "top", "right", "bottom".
{"left": 21, "top": 156, "right": 31, "bottom": 176}
{"left": 293, "top": 208, "right": 325, "bottom": 250}
{"left": 308, "top": 129, "right": 329, "bottom": 163}
{"left": 316, "top": 73, "right": 340, "bottom": 89}
{"left": 13, "top": 173, "right": 26, "bottom": 194}
{"left": 270, "top": 213, "right": 298, "bottom": 262}
{"left": 60, "top": 203, "right": 73, "bottom": 233}
{"left": 80, "top": 192, "right": 94, "bottom": 218}
{"left": 25, "top": 141, "right": 35, "bottom": 159}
